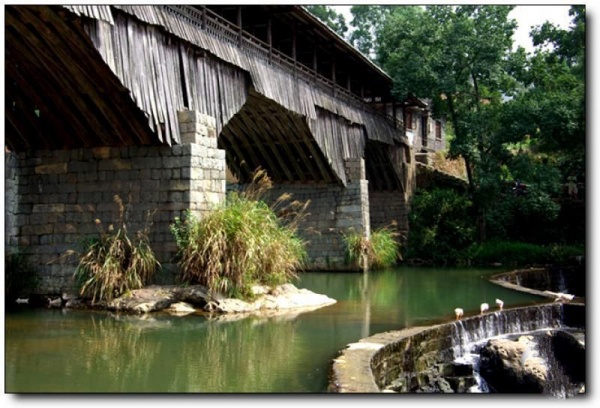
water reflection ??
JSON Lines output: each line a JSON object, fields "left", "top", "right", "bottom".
{"left": 5, "top": 266, "right": 547, "bottom": 393}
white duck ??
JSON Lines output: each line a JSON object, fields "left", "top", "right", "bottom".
{"left": 495, "top": 298, "right": 504, "bottom": 311}
{"left": 454, "top": 307, "right": 464, "bottom": 320}
{"left": 480, "top": 302, "right": 489, "bottom": 315}
{"left": 47, "top": 297, "right": 62, "bottom": 307}
{"left": 554, "top": 293, "right": 575, "bottom": 303}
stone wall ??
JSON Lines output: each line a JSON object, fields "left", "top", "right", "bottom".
{"left": 5, "top": 151, "right": 19, "bottom": 249}
{"left": 369, "top": 190, "right": 409, "bottom": 236}
{"left": 6, "top": 110, "right": 225, "bottom": 294}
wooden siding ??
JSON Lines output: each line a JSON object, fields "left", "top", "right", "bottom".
{"left": 78, "top": 5, "right": 403, "bottom": 147}
{"left": 308, "top": 108, "right": 367, "bottom": 185}
{"left": 62, "top": 5, "right": 114, "bottom": 25}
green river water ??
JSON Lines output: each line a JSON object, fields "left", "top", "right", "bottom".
{"left": 5, "top": 267, "right": 546, "bottom": 393}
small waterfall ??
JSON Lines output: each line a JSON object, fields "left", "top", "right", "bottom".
{"left": 449, "top": 304, "right": 565, "bottom": 393}
{"left": 557, "top": 271, "right": 568, "bottom": 293}
{"left": 451, "top": 304, "right": 562, "bottom": 356}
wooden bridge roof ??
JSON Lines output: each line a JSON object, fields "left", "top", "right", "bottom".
{"left": 5, "top": 5, "right": 408, "bottom": 190}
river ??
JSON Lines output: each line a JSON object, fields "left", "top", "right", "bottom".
{"left": 5, "top": 266, "right": 546, "bottom": 393}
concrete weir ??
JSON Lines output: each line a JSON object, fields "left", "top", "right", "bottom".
{"left": 328, "top": 303, "right": 585, "bottom": 393}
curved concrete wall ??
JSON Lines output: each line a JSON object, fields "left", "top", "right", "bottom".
{"left": 328, "top": 303, "right": 584, "bottom": 393}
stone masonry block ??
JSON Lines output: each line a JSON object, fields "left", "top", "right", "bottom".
{"left": 32, "top": 203, "right": 65, "bottom": 213}
{"left": 344, "top": 158, "right": 366, "bottom": 182}
{"left": 35, "top": 163, "right": 67, "bottom": 175}
{"left": 92, "top": 147, "right": 112, "bottom": 159}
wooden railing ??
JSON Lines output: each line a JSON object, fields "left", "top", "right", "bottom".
{"left": 163, "top": 5, "right": 404, "bottom": 130}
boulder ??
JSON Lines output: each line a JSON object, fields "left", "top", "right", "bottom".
{"left": 479, "top": 336, "right": 546, "bottom": 392}
{"left": 479, "top": 331, "right": 585, "bottom": 395}
{"left": 107, "top": 286, "right": 176, "bottom": 314}
{"left": 167, "top": 302, "right": 196, "bottom": 315}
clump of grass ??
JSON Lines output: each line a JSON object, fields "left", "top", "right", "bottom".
{"left": 5, "top": 250, "right": 38, "bottom": 303}
{"left": 171, "top": 169, "right": 309, "bottom": 300}
{"left": 343, "top": 231, "right": 373, "bottom": 272}
{"left": 344, "top": 226, "right": 401, "bottom": 271}
{"left": 73, "top": 195, "right": 159, "bottom": 303}
{"left": 370, "top": 227, "right": 402, "bottom": 269}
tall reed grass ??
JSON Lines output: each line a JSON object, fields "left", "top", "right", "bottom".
{"left": 344, "top": 226, "right": 401, "bottom": 271}
{"left": 171, "top": 170, "right": 309, "bottom": 299}
{"left": 73, "top": 195, "right": 159, "bottom": 303}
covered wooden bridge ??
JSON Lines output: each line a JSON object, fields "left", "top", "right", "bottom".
{"left": 5, "top": 5, "right": 415, "bottom": 288}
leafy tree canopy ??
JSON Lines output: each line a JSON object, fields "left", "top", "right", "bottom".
{"left": 349, "top": 5, "right": 585, "bottom": 243}
{"left": 304, "top": 5, "right": 348, "bottom": 38}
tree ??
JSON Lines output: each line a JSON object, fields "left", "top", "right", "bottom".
{"left": 511, "top": 6, "right": 585, "bottom": 185}
{"left": 378, "top": 6, "right": 518, "bottom": 241}
{"left": 304, "top": 5, "right": 348, "bottom": 38}
{"left": 348, "top": 5, "right": 584, "bottom": 247}
{"left": 348, "top": 5, "right": 397, "bottom": 58}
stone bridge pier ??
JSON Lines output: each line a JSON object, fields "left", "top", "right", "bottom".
{"left": 4, "top": 110, "right": 227, "bottom": 294}
{"left": 256, "top": 158, "right": 371, "bottom": 271}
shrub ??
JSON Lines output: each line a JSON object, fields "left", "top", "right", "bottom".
{"left": 5, "top": 250, "right": 37, "bottom": 303}
{"left": 343, "top": 231, "right": 372, "bottom": 271}
{"left": 73, "top": 195, "right": 159, "bottom": 303}
{"left": 371, "top": 227, "right": 402, "bottom": 269}
{"left": 344, "top": 226, "right": 401, "bottom": 271}
{"left": 171, "top": 170, "right": 308, "bottom": 299}
{"left": 467, "top": 240, "right": 548, "bottom": 266}
{"left": 467, "top": 240, "right": 584, "bottom": 267}
{"left": 405, "top": 188, "right": 476, "bottom": 265}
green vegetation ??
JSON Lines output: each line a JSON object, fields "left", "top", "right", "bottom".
{"left": 405, "top": 188, "right": 476, "bottom": 265}
{"left": 468, "top": 240, "right": 584, "bottom": 267}
{"left": 304, "top": 5, "right": 348, "bottom": 37}
{"left": 73, "top": 195, "right": 159, "bottom": 303}
{"left": 343, "top": 5, "right": 584, "bottom": 265}
{"left": 5, "top": 250, "right": 37, "bottom": 303}
{"left": 171, "top": 170, "right": 308, "bottom": 300}
{"left": 344, "top": 227, "right": 401, "bottom": 271}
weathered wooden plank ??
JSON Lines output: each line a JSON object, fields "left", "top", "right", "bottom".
{"left": 40, "top": 11, "right": 131, "bottom": 144}
{"left": 106, "top": 5, "right": 402, "bottom": 147}
{"left": 251, "top": 99, "right": 310, "bottom": 182}
{"left": 229, "top": 113, "right": 291, "bottom": 182}
{"left": 8, "top": 9, "right": 119, "bottom": 147}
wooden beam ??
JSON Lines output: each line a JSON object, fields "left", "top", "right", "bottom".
{"left": 292, "top": 20, "right": 297, "bottom": 76}
{"left": 312, "top": 46, "right": 318, "bottom": 79}
{"left": 219, "top": 135, "right": 252, "bottom": 181}
{"left": 237, "top": 5, "right": 242, "bottom": 47}
{"left": 236, "top": 109, "right": 295, "bottom": 182}
{"left": 251, "top": 101, "right": 307, "bottom": 182}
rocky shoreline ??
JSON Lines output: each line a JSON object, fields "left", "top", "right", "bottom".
{"left": 35, "top": 283, "right": 337, "bottom": 317}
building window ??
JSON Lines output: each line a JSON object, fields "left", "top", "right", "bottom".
{"left": 435, "top": 120, "right": 442, "bottom": 140}
{"left": 406, "top": 111, "right": 413, "bottom": 130}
